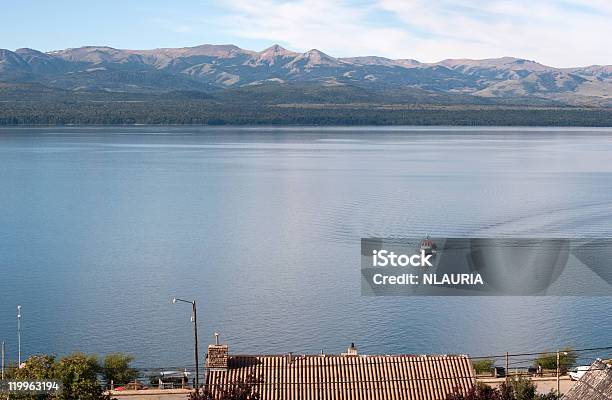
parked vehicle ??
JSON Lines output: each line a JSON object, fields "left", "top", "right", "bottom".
{"left": 569, "top": 365, "right": 591, "bottom": 381}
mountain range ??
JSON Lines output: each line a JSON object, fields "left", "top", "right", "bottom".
{"left": 1, "top": 44, "right": 611, "bottom": 108}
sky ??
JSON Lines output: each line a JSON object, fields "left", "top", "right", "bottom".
{"left": 2, "top": 0, "right": 611, "bottom": 67}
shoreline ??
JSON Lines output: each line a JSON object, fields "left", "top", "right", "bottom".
{"left": 1, "top": 124, "right": 612, "bottom": 129}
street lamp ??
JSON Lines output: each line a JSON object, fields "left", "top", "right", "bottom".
{"left": 17, "top": 305, "right": 21, "bottom": 366}
{"left": 557, "top": 350, "right": 569, "bottom": 395}
{"left": 173, "top": 297, "right": 199, "bottom": 392}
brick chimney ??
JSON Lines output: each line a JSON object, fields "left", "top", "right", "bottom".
{"left": 206, "top": 332, "right": 228, "bottom": 371}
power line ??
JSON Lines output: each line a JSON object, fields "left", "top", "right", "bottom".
{"left": 3, "top": 346, "right": 609, "bottom": 377}
{"left": 138, "top": 345, "right": 612, "bottom": 370}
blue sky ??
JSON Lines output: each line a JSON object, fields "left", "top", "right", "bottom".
{"left": 2, "top": 0, "right": 611, "bottom": 67}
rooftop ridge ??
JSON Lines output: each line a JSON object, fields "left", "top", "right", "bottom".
{"left": 225, "top": 353, "right": 469, "bottom": 357}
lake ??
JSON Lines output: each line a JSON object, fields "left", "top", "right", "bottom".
{"left": 0, "top": 126, "right": 611, "bottom": 373}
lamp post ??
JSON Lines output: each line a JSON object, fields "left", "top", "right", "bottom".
{"left": 173, "top": 298, "right": 199, "bottom": 392}
{"left": 557, "top": 350, "right": 568, "bottom": 395}
{"left": 17, "top": 305, "right": 21, "bottom": 366}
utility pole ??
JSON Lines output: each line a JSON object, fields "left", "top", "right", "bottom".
{"left": 17, "top": 305, "right": 21, "bottom": 366}
{"left": 1, "top": 341, "right": 5, "bottom": 379}
{"left": 192, "top": 300, "right": 199, "bottom": 393}
{"left": 505, "top": 352, "right": 509, "bottom": 383}
{"left": 556, "top": 350, "right": 560, "bottom": 395}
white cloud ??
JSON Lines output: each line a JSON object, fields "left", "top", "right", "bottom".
{"left": 376, "top": 0, "right": 612, "bottom": 66}
{"left": 216, "top": 0, "right": 612, "bottom": 67}
{"left": 220, "top": 0, "right": 413, "bottom": 58}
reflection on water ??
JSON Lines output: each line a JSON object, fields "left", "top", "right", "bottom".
{"left": 0, "top": 126, "right": 611, "bottom": 369}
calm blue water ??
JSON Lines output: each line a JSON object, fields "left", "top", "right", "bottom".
{"left": 0, "top": 126, "right": 611, "bottom": 372}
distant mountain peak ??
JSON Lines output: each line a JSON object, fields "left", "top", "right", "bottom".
{"left": 52, "top": 45, "right": 118, "bottom": 53}
{"left": 437, "top": 56, "right": 551, "bottom": 71}
{"left": 251, "top": 44, "right": 298, "bottom": 66}
{"left": 262, "top": 44, "right": 290, "bottom": 53}
{"left": 304, "top": 49, "right": 328, "bottom": 57}
{"left": 291, "top": 49, "right": 343, "bottom": 67}
{"left": 15, "top": 48, "right": 46, "bottom": 55}
{"left": 261, "top": 44, "right": 297, "bottom": 57}
{"left": 170, "top": 44, "right": 254, "bottom": 58}
{"left": 47, "top": 46, "right": 124, "bottom": 64}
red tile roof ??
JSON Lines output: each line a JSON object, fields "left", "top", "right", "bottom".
{"left": 205, "top": 354, "right": 474, "bottom": 400}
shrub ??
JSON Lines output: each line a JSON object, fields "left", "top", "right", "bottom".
{"left": 102, "top": 353, "right": 138, "bottom": 386}
{"left": 10, "top": 353, "right": 110, "bottom": 400}
{"left": 446, "top": 380, "right": 560, "bottom": 400}
{"left": 190, "top": 373, "right": 262, "bottom": 400}
{"left": 53, "top": 352, "right": 109, "bottom": 400}
{"left": 473, "top": 359, "right": 495, "bottom": 375}
{"left": 501, "top": 376, "right": 537, "bottom": 400}
{"left": 534, "top": 347, "right": 577, "bottom": 373}
{"left": 446, "top": 382, "right": 501, "bottom": 400}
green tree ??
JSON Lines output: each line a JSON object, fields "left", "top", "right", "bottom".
{"left": 13, "top": 355, "right": 56, "bottom": 379}
{"left": 8, "top": 355, "right": 56, "bottom": 400}
{"left": 534, "top": 347, "right": 577, "bottom": 373}
{"left": 101, "top": 353, "right": 138, "bottom": 386}
{"left": 472, "top": 359, "right": 495, "bottom": 375}
{"left": 52, "top": 353, "right": 109, "bottom": 400}
{"left": 7, "top": 353, "right": 111, "bottom": 400}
